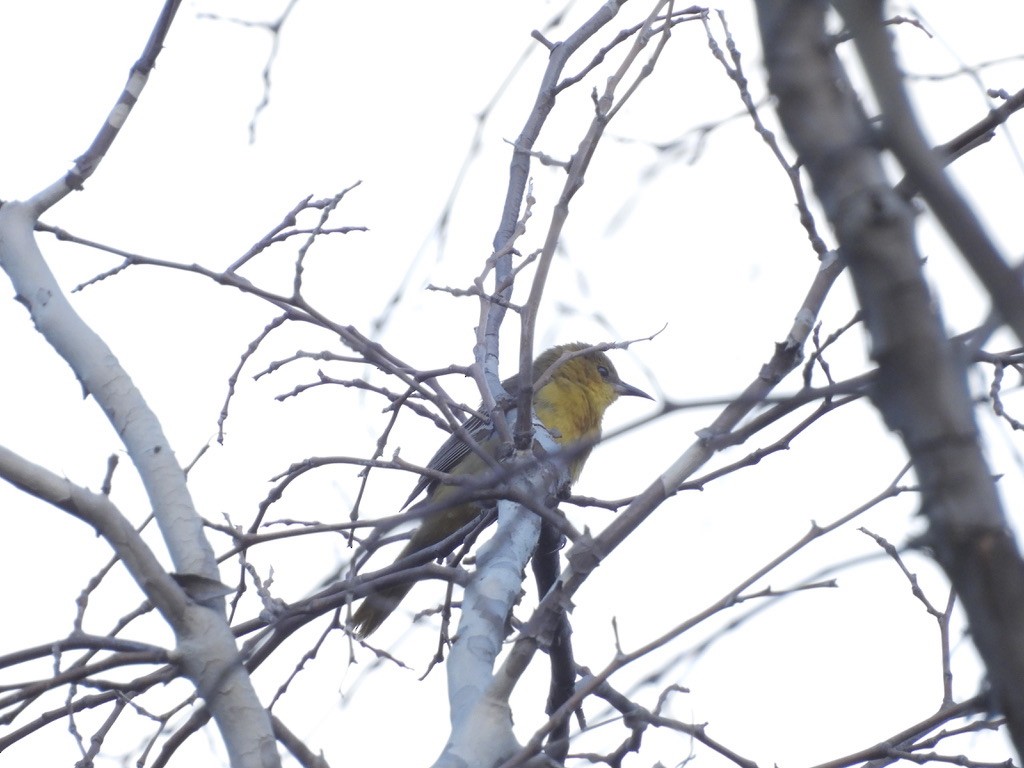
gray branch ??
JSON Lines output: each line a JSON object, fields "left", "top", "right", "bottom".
{"left": 756, "top": 0, "right": 1024, "bottom": 757}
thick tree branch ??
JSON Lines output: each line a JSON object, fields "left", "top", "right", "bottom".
{"left": 29, "top": 0, "right": 183, "bottom": 213}
{"left": 0, "top": 1, "right": 281, "bottom": 762}
{"left": 836, "top": 0, "right": 1024, "bottom": 346}
{"left": 757, "top": 0, "right": 1024, "bottom": 757}
{"left": 0, "top": 444, "right": 189, "bottom": 623}
{"left": 433, "top": 423, "right": 568, "bottom": 768}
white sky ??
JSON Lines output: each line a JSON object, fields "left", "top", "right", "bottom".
{"left": 2, "top": 1, "right": 1024, "bottom": 766}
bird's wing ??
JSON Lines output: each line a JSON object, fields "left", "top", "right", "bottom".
{"left": 402, "top": 412, "right": 493, "bottom": 508}
{"left": 402, "top": 372, "right": 526, "bottom": 508}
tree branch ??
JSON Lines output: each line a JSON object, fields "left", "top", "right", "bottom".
{"left": 758, "top": 0, "right": 1024, "bottom": 757}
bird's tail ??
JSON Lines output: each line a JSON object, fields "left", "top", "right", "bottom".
{"left": 349, "top": 502, "right": 485, "bottom": 637}
{"left": 349, "top": 529, "right": 436, "bottom": 638}
{"left": 350, "top": 580, "right": 414, "bottom": 639}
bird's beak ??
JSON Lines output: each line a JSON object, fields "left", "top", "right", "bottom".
{"left": 614, "top": 379, "right": 654, "bottom": 400}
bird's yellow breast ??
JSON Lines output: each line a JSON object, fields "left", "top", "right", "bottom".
{"left": 533, "top": 366, "right": 615, "bottom": 481}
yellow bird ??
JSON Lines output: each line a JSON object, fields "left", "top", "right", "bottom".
{"left": 351, "top": 342, "right": 652, "bottom": 637}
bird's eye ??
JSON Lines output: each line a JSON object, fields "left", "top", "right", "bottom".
{"left": 597, "top": 365, "right": 610, "bottom": 379}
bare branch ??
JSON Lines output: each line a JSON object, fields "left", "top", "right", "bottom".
{"left": 29, "top": 0, "right": 183, "bottom": 213}
{"left": 760, "top": 0, "right": 1024, "bottom": 756}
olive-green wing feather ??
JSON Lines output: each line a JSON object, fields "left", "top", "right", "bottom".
{"left": 401, "top": 371, "right": 527, "bottom": 507}
{"left": 401, "top": 413, "right": 491, "bottom": 507}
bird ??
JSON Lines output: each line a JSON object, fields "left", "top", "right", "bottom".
{"left": 350, "top": 342, "right": 652, "bottom": 638}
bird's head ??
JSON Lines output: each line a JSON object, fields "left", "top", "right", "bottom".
{"left": 533, "top": 342, "right": 652, "bottom": 425}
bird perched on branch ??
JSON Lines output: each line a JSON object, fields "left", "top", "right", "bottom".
{"left": 350, "top": 342, "right": 652, "bottom": 638}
